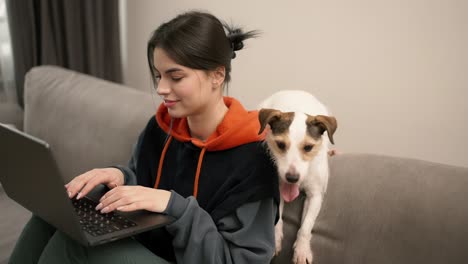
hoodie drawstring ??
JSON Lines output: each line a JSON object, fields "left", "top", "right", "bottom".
{"left": 154, "top": 136, "right": 206, "bottom": 199}
{"left": 154, "top": 136, "right": 173, "bottom": 189}
{"left": 193, "top": 147, "right": 206, "bottom": 198}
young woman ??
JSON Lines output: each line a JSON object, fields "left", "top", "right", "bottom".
{"left": 10, "top": 11, "right": 279, "bottom": 264}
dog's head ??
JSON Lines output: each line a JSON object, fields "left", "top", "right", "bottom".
{"left": 258, "top": 108, "right": 337, "bottom": 188}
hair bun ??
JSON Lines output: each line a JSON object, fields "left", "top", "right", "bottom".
{"left": 228, "top": 29, "right": 245, "bottom": 52}
{"left": 224, "top": 24, "right": 259, "bottom": 59}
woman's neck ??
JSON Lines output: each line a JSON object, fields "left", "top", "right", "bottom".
{"left": 187, "top": 98, "right": 228, "bottom": 141}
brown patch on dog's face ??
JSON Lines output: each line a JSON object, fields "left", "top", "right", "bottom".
{"left": 258, "top": 109, "right": 296, "bottom": 157}
{"left": 270, "top": 112, "right": 294, "bottom": 135}
{"left": 300, "top": 136, "right": 323, "bottom": 161}
{"left": 258, "top": 108, "right": 295, "bottom": 135}
{"left": 266, "top": 134, "right": 291, "bottom": 155}
{"left": 305, "top": 124, "right": 324, "bottom": 141}
{"left": 306, "top": 114, "right": 337, "bottom": 144}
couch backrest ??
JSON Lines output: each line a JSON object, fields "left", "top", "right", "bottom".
{"left": 24, "top": 66, "right": 154, "bottom": 181}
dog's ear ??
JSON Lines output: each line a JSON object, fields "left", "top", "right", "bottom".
{"left": 258, "top": 108, "right": 282, "bottom": 135}
{"left": 307, "top": 115, "right": 338, "bottom": 144}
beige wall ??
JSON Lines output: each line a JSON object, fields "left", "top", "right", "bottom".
{"left": 124, "top": 0, "right": 468, "bottom": 168}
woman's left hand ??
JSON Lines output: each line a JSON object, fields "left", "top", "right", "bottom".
{"left": 95, "top": 186, "right": 172, "bottom": 214}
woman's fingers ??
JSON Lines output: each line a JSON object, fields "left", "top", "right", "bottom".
{"left": 96, "top": 186, "right": 171, "bottom": 213}
{"left": 97, "top": 186, "right": 151, "bottom": 213}
{"left": 116, "top": 201, "right": 146, "bottom": 212}
{"left": 65, "top": 170, "right": 97, "bottom": 199}
{"left": 95, "top": 186, "right": 171, "bottom": 214}
{"left": 76, "top": 172, "right": 113, "bottom": 199}
{"left": 101, "top": 199, "right": 143, "bottom": 214}
{"left": 65, "top": 168, "right": 124, "bottom": 200}
{"left": 97, "top": 186, "right": 134, "bottom": 213}
{"left": 102, "top": 168, "right": 125, "bottom": 190}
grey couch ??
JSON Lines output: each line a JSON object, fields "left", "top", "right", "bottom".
{"left": 0, "top": 102, "right": 23, "bottom": 131}
{"left": 1, "top": 65, "right": 468, "bottom": 264}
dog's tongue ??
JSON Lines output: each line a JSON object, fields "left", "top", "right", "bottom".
{"left": 280, "top": 182, "right": 300, "bottom": 202}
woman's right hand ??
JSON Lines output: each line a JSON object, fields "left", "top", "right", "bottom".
{"left": 65, "top": 168, "right": 125, "bottom": 200}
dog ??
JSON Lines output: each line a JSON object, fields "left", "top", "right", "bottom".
{"left": 258, "top": 90, "right": 337, "bottom": 264}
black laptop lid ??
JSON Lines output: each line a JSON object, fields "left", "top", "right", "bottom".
{"left": 0, "top": 124, "right": 86, "bottom": 244}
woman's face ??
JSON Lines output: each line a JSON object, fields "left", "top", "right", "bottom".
{"left": 153, "top": 48, "right": 221, "bottom": 118}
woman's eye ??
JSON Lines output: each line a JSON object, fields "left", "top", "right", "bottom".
{"left": 276, "top": 141, "right": 286, "bottom": 150}
{"left": 172, "top": 77, "right": 183, "bottom": 82}
{"left": 303, "top": 144, "right": 314, "bottom": 152}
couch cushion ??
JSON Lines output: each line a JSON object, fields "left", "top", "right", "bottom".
{"left": 23, "top": 65, "right": 155, "bottom": 181}
{"left": 272, "top": 153, "right": 468, "bottom": 264}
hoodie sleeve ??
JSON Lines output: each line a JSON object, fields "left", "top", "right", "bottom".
{"left": 164, "top": 192, "right": 277, "bottom": 264}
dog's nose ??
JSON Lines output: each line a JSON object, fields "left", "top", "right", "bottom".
{"left": 285, "top": 172, "right": 299, "bottom": 183}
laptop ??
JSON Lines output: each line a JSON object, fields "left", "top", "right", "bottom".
{"left": 0, "top": 123, "right": 174, "bottom": 246}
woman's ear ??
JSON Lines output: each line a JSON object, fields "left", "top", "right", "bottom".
{"left": 212, "top": 66, "right": 226, "bottom": 88}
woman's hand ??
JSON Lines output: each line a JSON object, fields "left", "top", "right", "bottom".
{"left": 95, "top": 186, "right": 172, "bottom": 214}
{"left": 65, "top": 168, "right": 125, "bottom": 199}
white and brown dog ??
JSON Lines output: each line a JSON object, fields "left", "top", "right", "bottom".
{"left": 258, "top": 90, "right": 337, "bottom": 264}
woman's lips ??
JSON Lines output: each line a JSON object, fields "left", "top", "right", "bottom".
{"left": 164, "top": 99, "right": 179, "bottom": 107}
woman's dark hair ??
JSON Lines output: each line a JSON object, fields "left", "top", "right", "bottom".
{"left": 147, "top": 11, "right": 258, "bottom": 88}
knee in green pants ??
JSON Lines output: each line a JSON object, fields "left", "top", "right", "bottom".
{"left": 10, "top": 215, "right": 171, "bottom": 264}
{"left": 9, "top": 215, "right": 57, "bottom": 264}
{"left": 38, "top": 232, "right": 172, "bottom": 264}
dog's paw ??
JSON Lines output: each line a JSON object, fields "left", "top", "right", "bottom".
{"left": 274, "top": 221, "right": 284, "bottom": 256}
{"left": 293, "top": 238, "right": 313, "bottom": 264}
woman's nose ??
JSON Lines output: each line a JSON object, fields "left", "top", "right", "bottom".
{"left": 156, "top": 78, "right": 170, "bottom": 96}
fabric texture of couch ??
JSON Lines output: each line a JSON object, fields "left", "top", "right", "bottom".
{"left": 1, "top": 65, "right": 467, "bottom": 264}
{"left": 0, "top": 102, "right": 23, "bottom": 131}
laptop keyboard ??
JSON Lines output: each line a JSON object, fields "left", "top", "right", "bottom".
{"left": 72, "top": 197, "right": 137, "bottom": 237}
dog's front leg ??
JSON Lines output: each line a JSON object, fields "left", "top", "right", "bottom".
{"left": 274, "top": 197, "right": 284, "bottom": 256}
{"left": 293, "top": 192, "right": 323, "bottom": 264}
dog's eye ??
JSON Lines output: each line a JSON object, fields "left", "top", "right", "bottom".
{"left": 303, "top": 144, "right": 314, "bottom": 152}
{"left": 276, "top": 141, "right": 286, "bottom": 150}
